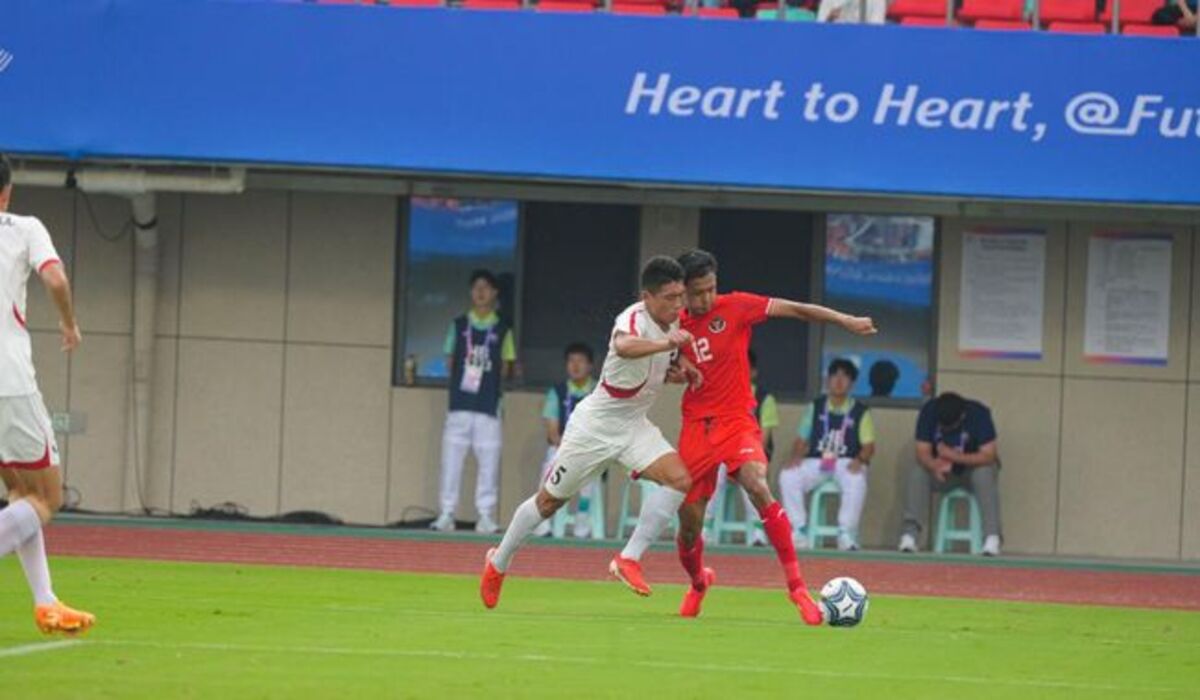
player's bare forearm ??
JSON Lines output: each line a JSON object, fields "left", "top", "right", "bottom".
{"left": 612, "top": 328, "right": 692, "bottom": 359}
{"left": 613, "top": 335, "right": 671, "bottom": 359}
{"left": 40, "top": 264, "right": 81, "bottom": 351}
{"left": 857, "top": 443, "right": 877, "bottom": 463}
{"left": 767, "top": 299, "right": 877, "bottom": 335}
{"left": 40, "top": 264, "right": 75, "bottom": 326}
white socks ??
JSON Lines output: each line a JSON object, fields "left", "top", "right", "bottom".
{"left": 491, "top": 495, "right": 546, "bottom": 573}
{"left": 18, "top": 528, "right": 57, "bottom": 605}
{"left": 0, "top": 499, "right": 41, "bottom": 557}
{"left": 620, "top": 485, "right": 686, "bottom": 561}
{"left": 0, "top": 500, "right": 55, "bottom": 605}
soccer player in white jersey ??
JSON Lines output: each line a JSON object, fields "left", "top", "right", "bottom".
{"left": 481, "top": 256, "right": 700, "bottom": 608}
{"left": 0, "top": 154, "right": 95, "bottom": 634}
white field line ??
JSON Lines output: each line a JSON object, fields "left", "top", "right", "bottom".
{"left": 0, "top": 639, "right": 81, "bottom": 658}
{"left": 89, "top": 639, "right": 1185, "bottom": 695}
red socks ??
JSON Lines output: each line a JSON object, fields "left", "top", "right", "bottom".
{"left": 759, "top": 501, "right": 806, "bottom": 593}
{"left": 676, "top": 535, "right": 707, "bottom": 590}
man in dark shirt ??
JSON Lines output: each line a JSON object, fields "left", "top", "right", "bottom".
{"left": 900, "top": 392, "right": 1002, "bottom": 556}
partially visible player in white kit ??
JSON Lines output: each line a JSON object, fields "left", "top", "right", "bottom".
{"left": 481, "top": 256, "right": 701, "bottom": 608}
{"left": 0, "top": 154, "right": 95, "bottom": 634}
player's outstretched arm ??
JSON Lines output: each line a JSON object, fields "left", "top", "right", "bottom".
{"left": 767, "top": 299, "right": 877, "bottom": 336}
{"left": 612, "top": 329, "right": 692, "bottom": 359}
{"left": 39, "top": 262, "right": 81, "bottom": 353}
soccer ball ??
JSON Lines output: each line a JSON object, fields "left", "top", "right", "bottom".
{"left": 820, "top": 577, "right": 869, "bottom": 628}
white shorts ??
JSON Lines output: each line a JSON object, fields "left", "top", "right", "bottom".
{"left": 543, "top": 417, "right": 674, "bottom": 500}
{"left": 0, "top": 393, "right": 60, "bottom": 470}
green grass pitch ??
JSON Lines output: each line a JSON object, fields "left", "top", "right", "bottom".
{"left": 1, "top": 557, "right": 1197, "bottom": 698}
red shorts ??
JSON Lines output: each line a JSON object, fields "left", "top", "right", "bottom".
{"left": 678, "top": 413, "right": 768, "bottom": 505}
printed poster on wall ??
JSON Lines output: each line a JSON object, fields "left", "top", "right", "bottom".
{"left": 958, "top": 229, "right": 1046, "bottom": 360}
{"left": 1083, "top": 233, "right": 1173, "bottom": 366}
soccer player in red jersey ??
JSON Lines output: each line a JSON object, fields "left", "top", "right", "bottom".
{"left": 673, "top": 249, "right": 876, "bottom": 622}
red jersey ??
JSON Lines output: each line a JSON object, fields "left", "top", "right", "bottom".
{"left": 679, "top": 291, "right": 772, "bottom": 422}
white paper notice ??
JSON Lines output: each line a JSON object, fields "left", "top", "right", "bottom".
{"left": 959, "top": 230, "right": 1045, "bottom": 360}
{"left": 1084, "top": 234, "right": 1172, "bottom": 366}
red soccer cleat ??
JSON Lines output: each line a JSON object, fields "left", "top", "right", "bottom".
{"left": 609, "top": 556, "right": 652, "bottom": 597}
{"left": 480, "top": 547, "right": 505, "bottom": 609}
{"left": 790, "top": 586, "right": 825, "bottom": 626}
{"left": 679, "top": 567, "right": 716, "bottom": 618}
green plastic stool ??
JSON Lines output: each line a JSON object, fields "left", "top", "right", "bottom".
{"left": 708, "top": 479, "right": 755, "bottom": 546}
{"left": 807, "top": 477, "right": 842, "bottom": 549}
{"left": 618, "top": 479, "right": 677, "bottom": 540}
{"left": 550, "top": 479, "right": 606, "bottom": 540}
{"left": 935, "top": 488, "right": 982, "bottom": 554}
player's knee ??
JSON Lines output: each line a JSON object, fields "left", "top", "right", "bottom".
{"left": 665, "top": 471, "right": 692, "bottom": 494}
{"left": 24, "top": 494, "right": 58, "bottom": 523}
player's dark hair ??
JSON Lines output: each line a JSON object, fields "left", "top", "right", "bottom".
{"left": 640, "top": 255, "right": 684, "bottom": 292}
{"left": 0, "top": 154, "right": 12, "bottom": 191}
{"left": 934, "top": 392, "right": 967, "bottom": 428}
{"left": 748, "top": 348, "right": 757, "bottom": 370}
{"left": 869, "top": 359, "right": 899, "bottom": 397}
{"left": 827, "top": 358, "right": 859, "bottom": 382}
{"left": 677, "top": 249, "right": 717, "bottom": 283}
{"left": 469, "top": 269, "right": 499, "bottom": 290}
{"left": 564, "top": 341, "right": 594, "bottom": 364}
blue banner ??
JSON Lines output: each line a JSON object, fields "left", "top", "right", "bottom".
{"left": 1, "top": 0, "right": 1197, "bottom": 204}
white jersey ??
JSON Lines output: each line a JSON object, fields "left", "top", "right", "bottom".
{"left": 569, "top": 301, "right": 677, "bottom": 433}
{"left": 0, "top": 213, "right": 61, "bottom": 397}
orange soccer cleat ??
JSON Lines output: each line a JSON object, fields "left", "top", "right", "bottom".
{"left": 609, "top": 556, "right": 652, "bottom": 597}
{"left": 35, "top": 601, "right": 96, "bottom": 636}
{"left": 480, "top": 547, "right": 505, "bottom": 609}
{"left": 679, "top": 567, "right": 716, "bottom": 618}
{"left": 789, "top": 587, "right": 825, "bottom": 626}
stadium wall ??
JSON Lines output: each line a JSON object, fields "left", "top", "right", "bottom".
{"left": 14, "top": 186, "right": 1199, "bottom": 561}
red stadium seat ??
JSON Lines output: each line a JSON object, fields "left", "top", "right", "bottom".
{"left": 463, "top": 0, "right": 522, "bottom": 8}
{"left": 901, "top": 15, "right": 955, "bottom": 24}
{"left": 1122, "top": 22, "right": 1182, "bottom": 35}
{"left": 958, "top": 0, "right": 1023, "bottom": 22}
{"left": 1039, "top": 0, "right": 1096, "bottom": 23}
{"left": 612, "top": 2, "right": 668, "bottom": 13}
{"left": 537, "top": 0, "right": 596, "bottom": 10}
{"left": 1047, "top": 20, "right": 1106, "bottom": 31}
{"left": 974, "top": 18, "right": 1032, "bottom": 28}
{"left": 888, "top": 0, "right": 949, "bottom": 19}
{"left": 1101, "top": 0, "right": 1166, "bottom": 25}
{"left": 695, "top": 6, "right": 740, "bottom": 17}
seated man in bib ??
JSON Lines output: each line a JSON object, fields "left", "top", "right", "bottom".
{"left": 534, "top": 342, "right": 601, "bottom": 538}
{"left": 779, "top": 358, "right": 875, "bottom": 551}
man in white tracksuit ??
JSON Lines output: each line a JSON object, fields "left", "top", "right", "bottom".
{"left": 780, "top": 358, "right": 875, "bottom": 552}
{"left": 432, "top": 269, "right": 516, "bottom": 535}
